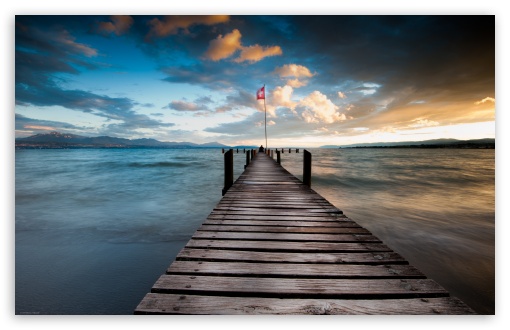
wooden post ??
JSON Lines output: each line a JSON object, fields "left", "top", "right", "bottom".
{"left": 222, "top": 148, "right": 224, "bottom": 154}
{"left": 282, "top": 148, "right": 284, "bottom": 153}
{"left": 289, "top": 148, "right": 291, "bottom": 153}
{"left": 236, "top": 148, "right": 238, "bottom": 153}
{"left": 222, "top": 149, "right": 234, "bottom": 195}
{"left": 245, "top": 148, "right": 250, "bottom": 169}
{"left": 303, "top": 149, "right": 311, "bottom": 187}
{"left": 276, "top": 150, "right": 281, "bottom": 164}
{"left": 270, "top": 150, "right": 273, "bottom": 159}
{"left": 296, "top": 149, "right": 299, "bottom": 153}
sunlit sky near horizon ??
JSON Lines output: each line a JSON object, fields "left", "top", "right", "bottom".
{"left": 14, "top": 13, "right": 495, "bottom": 147}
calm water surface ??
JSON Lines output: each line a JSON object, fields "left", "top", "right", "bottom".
{"left": 15, "top": 148, "right": 495, "bottom": 314}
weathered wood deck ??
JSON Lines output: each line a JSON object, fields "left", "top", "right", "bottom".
{"left": 135, "top": 151, "right": 475, "bottom": 315}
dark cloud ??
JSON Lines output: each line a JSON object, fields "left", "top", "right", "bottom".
{"left": 15, "top": 16, "right": 175, "bottom": 136}
{"left": 286, "top": 16, "right": 494, "bottom": 99}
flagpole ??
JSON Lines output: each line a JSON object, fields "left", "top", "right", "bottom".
{"left": 263, "top": 84, "right": 267, "bottom": 151}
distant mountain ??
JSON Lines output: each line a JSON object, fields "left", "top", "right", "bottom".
{"left": 15, "top": 131, "right": 229, "bottom": 149}
{"left": 321, "top": 138, "right": 495, "bottom": 149}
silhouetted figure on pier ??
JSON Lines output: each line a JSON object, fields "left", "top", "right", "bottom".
{"left": 259, "top": 145, "right": 264, "bottom": 153}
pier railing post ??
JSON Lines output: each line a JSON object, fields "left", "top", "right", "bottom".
{"left": 303, "top": 149, "right": 311, "bottom": 187}
{"left": 276, "top": 150, "right": 281, "bottom": 164}
{"left": 245, "top": 148, "right": 251, "bottom": 169}
{"left": 222, "top": 149, "right": 234, "bottom": 195}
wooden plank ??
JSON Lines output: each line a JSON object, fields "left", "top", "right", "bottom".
{"left": 135, "top": 294, "right": 476, "bottom": 315}
{"left": 217, "top": 202, "right": 334, "bottom": 207}
{"left": 192, "top": 231, "right": 378, "bottom": 242}
{"left": 210, "top": 210, "right": 343, "bottom": 216}
{"left": 166, "top": 261, "right": 425, "bottom": 278}
{"left": 206, "top": 214, "right": 349, "bottom": 221}
{"left": 203, "top": 219, "right": 361, "bottom": 227}
{"left": 151, "top": 275, "right": 449, "bottom": 298}
{"left": 197, "top": 225, "right": 370, "bottom": 234}
{"left": 214, "top": 204, "right": 335, "bottom": 209}
{"left": 176, "top": 249, "right": 408, "bottom": 264}
{"left": 213, "top": 205, "right": 339, "bottom": 210}
{"left": 185, "top": 239, "right": 392, "bottom": 252}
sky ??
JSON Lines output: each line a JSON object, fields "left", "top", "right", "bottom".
{"left": 14, "top": 14, "right": 495, "bottom": 147}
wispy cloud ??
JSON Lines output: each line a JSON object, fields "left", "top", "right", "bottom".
{"left": 475, "top": 97, "right": 495, "bottom": 105}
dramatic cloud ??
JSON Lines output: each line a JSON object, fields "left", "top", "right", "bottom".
{"left": 286, "top": 79, "right": 307, "bottom": 88}
{"left": 267, "top": 85, "right": 297, "bottom": 116}
{"left": 146, "top": 15, "right": 229, "bottom": 39}
{"left": 204, "top": 29, "right": 243, "bottom": 61}
{"left": 274, "top": 64, "right": 315, "bottom": 78}
{"left": 299, "top": 91, "right": 347, "bottom": 124}
{"left": 204, "top": 29, "right": 282, "bottom": 63}
{"left": 96, "top": 15, "right": 134, "bottom": 36}
{"left": 234, "top": 44, "right": 282, "bottom": 63}
{"left": 274, "top": 64, "right": 314, "bottom": 87}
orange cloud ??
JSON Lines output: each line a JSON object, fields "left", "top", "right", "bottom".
{"left": 204, "top": 29, "right": 282, "bottom": 63}
{"left": 271, "top": 85, "right": 296, "bottom": 109}
{"left": 234, "top": 44, "right": 282, "bottom": 63}
{"left": 147, "top": 15, "right": 229, "bottom": 39}
{"left": 97, "top": 15, "right": 133, "bottom": 36}
{"left": 204, "top": 29, "right": 242, "bottom": 61}
{"left": 274, "top": 64, "right": 315, "bottom": 78}
{"left": 286, "top": 79, "right": 307, "bottom": 88}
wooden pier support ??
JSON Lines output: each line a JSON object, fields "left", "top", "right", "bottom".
{"left": 222, "top": 149, "right": 233, "bottom": 196}
{"left": 244, "top": 149, "right": 251, "bottom": 169}
{"left": 303, "top": 149, "right": 312, "bottom": 187}
{"left": 276, "top": 150, "right": 281, "bottom": 164}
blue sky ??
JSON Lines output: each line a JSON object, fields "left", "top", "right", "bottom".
{"left": 14, "top": 13, "right": 495, "bottom": 147}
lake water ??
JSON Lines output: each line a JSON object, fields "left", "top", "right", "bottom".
{"left": 14, "top": 148, "right": 495, "bottom": 314}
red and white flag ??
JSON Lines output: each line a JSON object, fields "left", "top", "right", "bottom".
{"left": 256, "top": 86, "right": 265, "bottom": 100}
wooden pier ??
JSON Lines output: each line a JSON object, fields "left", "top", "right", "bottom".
{"left": 135, "top": 151, "right": 475, "bottom": 315}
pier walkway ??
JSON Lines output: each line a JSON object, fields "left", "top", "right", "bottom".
{"left": 135, "top": 151, "right": 475, "bottom": 314}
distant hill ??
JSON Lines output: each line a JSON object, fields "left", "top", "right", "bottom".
{"left": 321, "top": 138, "right": 495, "bottom": 149}
{"left": 15, "top": 131, "right": 230, "bottom": 149}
